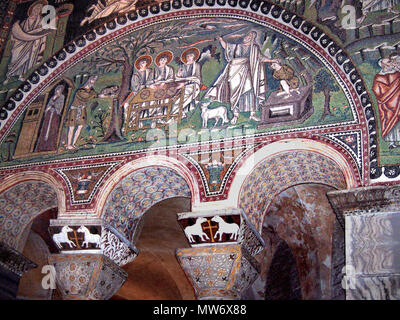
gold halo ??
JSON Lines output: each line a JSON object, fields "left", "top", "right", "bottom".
{"left": 28, "top": 0, "right": 48, "bottom": 16}
{"left": 155, "top": 50, "right": 173, "bottom": 66}
{"left": 134, "top": 55, "right": 152, "bottom": 70}
{"left": 181, "top": 47, "right": 200, "bottom": 64}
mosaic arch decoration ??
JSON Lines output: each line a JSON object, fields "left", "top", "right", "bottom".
{"left": 0, "top": 180, "right": 57, "bottom": 251}
{"left": 102, "top": 166, "right": 191, "bottom": 243}
{"left": 0, "top": 0, "right": 384, "bottom": 192}
{"left": 239, "top": 150, "right": 347, "bottom": 231}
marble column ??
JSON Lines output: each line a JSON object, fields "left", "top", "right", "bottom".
{"left": 0, "top": 241, "right": 37, "bottom": 300}
{"left": 48, "top": 219, "right": 134, "bottom": 299}
{"left": 327, "top": 185, "right": 400, "bottom": 300}
{"left": 176, "top": 209, "right": 264, "bottom": 300}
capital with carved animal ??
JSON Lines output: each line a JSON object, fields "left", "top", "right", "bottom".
{"left": 176, "top": 208, "right": 264, "bottom": 300}
{"left": 48, "top": 218, "right": 139, "bottom": 300}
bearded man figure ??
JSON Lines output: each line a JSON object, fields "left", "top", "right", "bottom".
{"left": 4, "top": 0, "right": 56, "bottom": 83}
{"left": 205, "top": 31, "right": 279, "bottom": 124}
{"left": 372, "top": 58, "right": 400, "bottom": 149}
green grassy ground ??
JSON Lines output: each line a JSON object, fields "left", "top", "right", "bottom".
{"left": 0, "top": 80, "right": 354, "bottom": 168}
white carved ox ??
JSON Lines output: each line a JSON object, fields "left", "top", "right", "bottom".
{"left": 184, "top": 217, "right": 210, "bottom": 243}
{"left": 211, "top": 216, "right": 239, "bottom": 241}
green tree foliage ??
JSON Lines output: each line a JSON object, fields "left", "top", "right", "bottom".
{"left": 314, "top": 69, "right": 340, "bottom": 121}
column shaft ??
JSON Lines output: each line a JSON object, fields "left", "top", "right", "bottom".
{"left": 328, "top": 186, "right": 400, "bottom": 300}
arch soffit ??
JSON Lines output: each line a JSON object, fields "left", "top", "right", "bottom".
{"left": 191, "top": 138, "right": 358, "bottom": 214}
{"left": 0, "top": 172, "right": 62, "bottom": 250}
{"left": 95, "top": 155, "right": 200, "bottom": 218}
{"left": 218, "top": 139, "right": 356, "bottom": 229}
{"left": 236, "top": 139, "right": 358, "bottom": 196}
{"left": 0, "top": 171, "right": 65, "bottom": 212}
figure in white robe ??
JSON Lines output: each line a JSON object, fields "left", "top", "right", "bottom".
{"left": 130, "top": 61, "right": 154, "bottom": 95}
{"left": 150, "top": 51, "right": 175, "bottom": 122}
{"left": 358, "top": 0, "right": 400, "bottom": 23}
{"left": 126, "top": 55, "right": 154, "bottom": 128}
{"left": 4, "top": 1, "right": 56, "bottom": 83}
{"left": 80, "top": 0, "right": 138, "bottom": 26}
{"left": 174, "top": 47, "right": 202, "bottom": 118}
{"left": 204, "top": 31, "right": 278, "bottom": 124}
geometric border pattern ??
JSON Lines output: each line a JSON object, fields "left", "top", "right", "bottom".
{"left": 322, "top": 130, "right": 362, "bottom": 176}
{"left": 180, "top": 143, "right": 255, "bottom": 196}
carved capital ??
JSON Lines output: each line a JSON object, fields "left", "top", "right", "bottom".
{"left": 176, "top": 209, "right": 264, "bottom": 299}
{"left": 239, "top": 212, "right": 265, "bottom": 257}
{"left": 49, "top": 219, "right": 103, "bottom": 252}
{"left": 49, "top": 219, "right": 138, "bottom": 267}
{"left": 101, "top": 227, "right": 138, "bottom": 267}
{"left": 176, "top": 245, "right": 259, "bottom": 300}
{"left": 327, "top": 185, "right": 400, "bottom": 217}
{"left": 0, "top": 241, "right": 37, "bottom": 277}
{"left": 48, "top": 254, "right": 127, "bottom": 300}
{"left": 177, "top": 209, "right": 264, "bottom": 255}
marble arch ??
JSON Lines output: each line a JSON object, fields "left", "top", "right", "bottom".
{"left": 100, "top": 157, "right": 194, "bottom": 243}
{"left": 0, "top": 172, "right": 63, "bottom": 251}
{"left": 234, "top": 139, "right": 358, "bottom": 231}
{"left": 95, "top": 155, "right": 200, "bottom": 219}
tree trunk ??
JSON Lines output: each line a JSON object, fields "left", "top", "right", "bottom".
{"left": 103, "top": 99, "right": 124, "bottom": 142}
{"left": 118, "top": 60, "right": 132, "bottom": 106}
{"left": 7, "top": 142, "right": 13, "bottom": 162}
{"left": 320, "top": 87, "right": 332, "bottom": 121}
{"left": 103, "top": 60, "right": 132, "bottom": 142}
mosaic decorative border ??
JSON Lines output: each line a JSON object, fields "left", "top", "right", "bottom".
{"left": 53, "top": 161, "right": 120, "bottom": 205}
{"left": 180, "top": 143, "right": 255, "bottom": 196}
{"left": 322, "top": 130, "right": 362, "bottom": 176}
{"left": 0, "top": 130, "right": 363, "bottom": 212}
{"left": 0, "top": 0, "right": 380, "bottom": 185}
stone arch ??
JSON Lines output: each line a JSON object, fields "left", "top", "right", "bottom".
{"left": 260, "top": 183, "right": 341, "bottom": 300}
{"left": 211, "top": 139, "right": 356, "bottom": 224}
{"left": 235, "top": 139, "right": 353, "bottom": 299}
{"left": 237, "top": 141, "right": 351, "bottom": 231}
{"left": 101, "top": 165, "right": 191, "bottom": 244}
{"left": 95, "top": 155, "right": 200, "bottom": 219}
{"left": 0, "top": 179, "right": 59, "bottom": 251}
{"left": 0, "top": 171, "right": 66, "bottom": 212}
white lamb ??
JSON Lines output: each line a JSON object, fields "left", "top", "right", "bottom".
{"left": 200, "top": 101, "right": 229, "bottom": 128}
